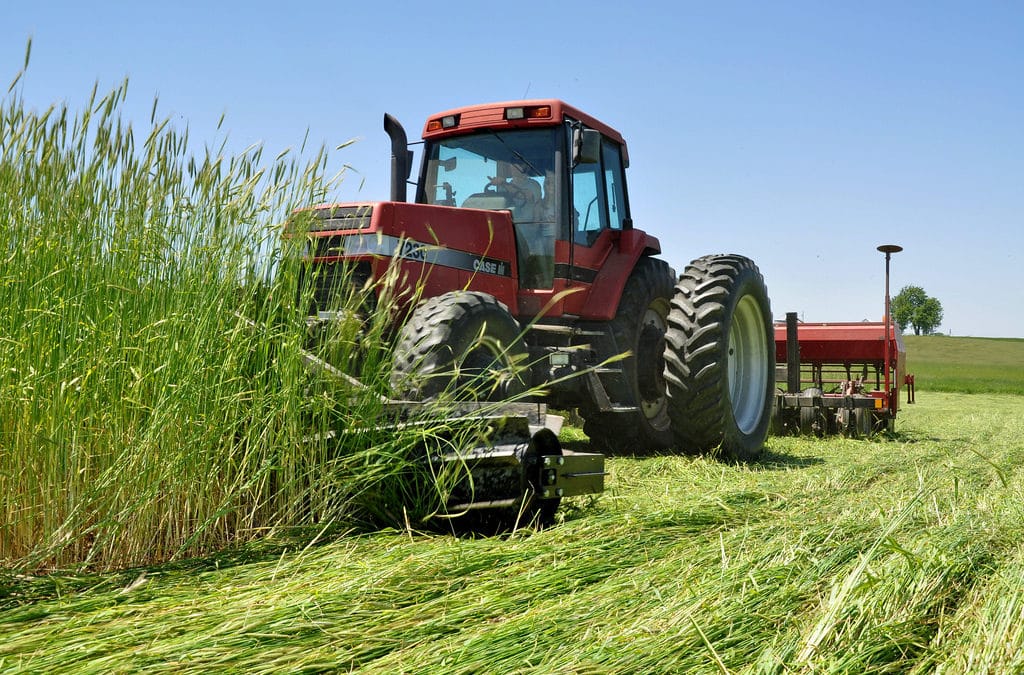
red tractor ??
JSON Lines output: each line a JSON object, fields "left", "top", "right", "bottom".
{"left": 298, "top": 100, "right": 774, "bottom": 462}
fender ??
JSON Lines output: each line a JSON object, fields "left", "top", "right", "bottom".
{"left": 577, "top": 229, "right": 663, "bottom": 322}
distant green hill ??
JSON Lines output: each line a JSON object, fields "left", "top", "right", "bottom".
{"left": 903, "top": 335, "right": 1024, "bottom": 395}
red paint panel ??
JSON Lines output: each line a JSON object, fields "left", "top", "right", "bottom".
{"left": 305, "top": 200, "right": 519, "bottom": 312}
{"left": 564, "top": 229, "right": 662, "bottom": 321}
{"left": 422, "top": 99, "right": 627, "bottom": 146}
{"left": 774, "top": 322, "right": 906, "bottom": 365}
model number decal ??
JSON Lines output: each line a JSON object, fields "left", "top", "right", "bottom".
{"left": 399, "top": 240, "right": 427, "bottom": 261}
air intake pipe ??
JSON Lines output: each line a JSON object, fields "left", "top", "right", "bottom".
{"left": 384, "top": 113, "right": 412, "bottom": 202}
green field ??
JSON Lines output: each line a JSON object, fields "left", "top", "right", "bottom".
{"left": 6, "top": 71, "right": 1024, "bottom": 673}
{"left": 904, "top": 335, "right": 1024, "bottom": 395}
{"left": 4, "top": 332, "right": 1024, "bottom": 673}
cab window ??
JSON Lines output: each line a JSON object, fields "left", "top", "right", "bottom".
{"left": 572, "top": 134, "right": 629, "bottom": 246}
{"left": 602, "top": 141, "right": 628, "bottom": 231}
{"left": 572, "top": 151, "right": 607, "bottom": 246}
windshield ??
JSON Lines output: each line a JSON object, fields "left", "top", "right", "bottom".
{"left": 419, "top": 126, "right": 561, "bottom": 289}
{"left": 419, "top": 127, "right": 559, "bottom": 225}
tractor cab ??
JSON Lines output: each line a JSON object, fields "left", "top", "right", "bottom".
{"left": 419, "top": 124, "right": 559, "bottom": 290}
{"left": 409, "top": 101, "right": 661, "bottom": 322}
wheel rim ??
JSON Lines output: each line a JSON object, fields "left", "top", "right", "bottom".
{"left": 637, "top": 304, "right": 668, "bottom": 420}
{"left": 459, "top": 342, "right": 512, "bottom": 399}
{"left": 727, "top": 295, "right": 768, "bottom": 434}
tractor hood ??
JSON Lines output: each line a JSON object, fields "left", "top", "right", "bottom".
{"left": 297, "top": 201, "right": 513, "bottom": 269}
{"left": 293, "top": 201, "right": 520, "bottom": 310}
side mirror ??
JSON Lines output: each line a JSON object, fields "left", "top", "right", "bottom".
{"left": 572, "top": 128, "right": 601, "bottom": 166}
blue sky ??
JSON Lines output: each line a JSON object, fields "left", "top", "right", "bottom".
{"left": 4, "top": 1, "right": 1022, "bottom": 337}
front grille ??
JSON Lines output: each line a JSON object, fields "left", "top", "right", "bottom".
{"left": 299, "top": 261, "right": 375, "bottom": 317}
{"left": 307, "top": 204, "right": 374, "bottom": 232}
{"left": 309, "top": 234, "right": 345, "bottom": 258}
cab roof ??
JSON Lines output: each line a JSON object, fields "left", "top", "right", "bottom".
{"left": 421, "top": 99, "right": 627, "bottom": 148}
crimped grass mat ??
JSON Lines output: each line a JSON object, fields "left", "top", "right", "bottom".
{"left": 3, "top": 392, "right": 1023, "bottom": 673}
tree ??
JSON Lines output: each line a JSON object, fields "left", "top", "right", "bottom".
{"left": 915, "top": 297, "right": 944, "bottom": 335}
{"left": 891, "top": 285, "right": 944, "bottom": 335}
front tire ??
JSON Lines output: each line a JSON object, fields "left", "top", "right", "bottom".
{"left": 390, "top": 291, "right": 528, "bottom": 401}
{"left": 663, "top": 255, "right": 774, "bottom": 461}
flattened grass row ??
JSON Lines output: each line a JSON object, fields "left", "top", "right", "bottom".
{"left": 3, "top": 394, "right": 1024, "bottom": 673}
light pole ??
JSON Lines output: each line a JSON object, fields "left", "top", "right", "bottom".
{"left": 877, "top": 244, "right": 902, "bottom": 407}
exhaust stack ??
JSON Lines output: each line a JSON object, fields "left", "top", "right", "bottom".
{"left": 384, "top": 113, "right": 412, "bottom": 202}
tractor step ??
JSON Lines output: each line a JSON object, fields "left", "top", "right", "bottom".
{"left": 583, "top": 370, "right": 638, "bottom": 413}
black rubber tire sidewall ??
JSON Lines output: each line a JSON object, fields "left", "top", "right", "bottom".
{"left": 390, "top": 291, "right": 528, "bottom": 401}
{"left": 663, "top": 254, "right": 774, "bottom": 460}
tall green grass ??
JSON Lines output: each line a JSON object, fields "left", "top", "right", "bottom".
{"left": 0, "top": 53, "right": 475, "bottom": 572}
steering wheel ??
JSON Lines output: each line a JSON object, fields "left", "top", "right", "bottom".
{"left": 493, "top": 178, "right": 534, "bottom": 208}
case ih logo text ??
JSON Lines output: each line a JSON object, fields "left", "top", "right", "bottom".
{"left": 473, "top": 258, "right": 507, "bottom": 276}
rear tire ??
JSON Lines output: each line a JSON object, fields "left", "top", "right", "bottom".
{"left": 390, "top": 291, "right": 528, "bottom": 401}
{"left": 580, "top": 257, "right": 676, "bottom": 454}
{"left": 663, "top": 255, "right": 774, "bottom": 461}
